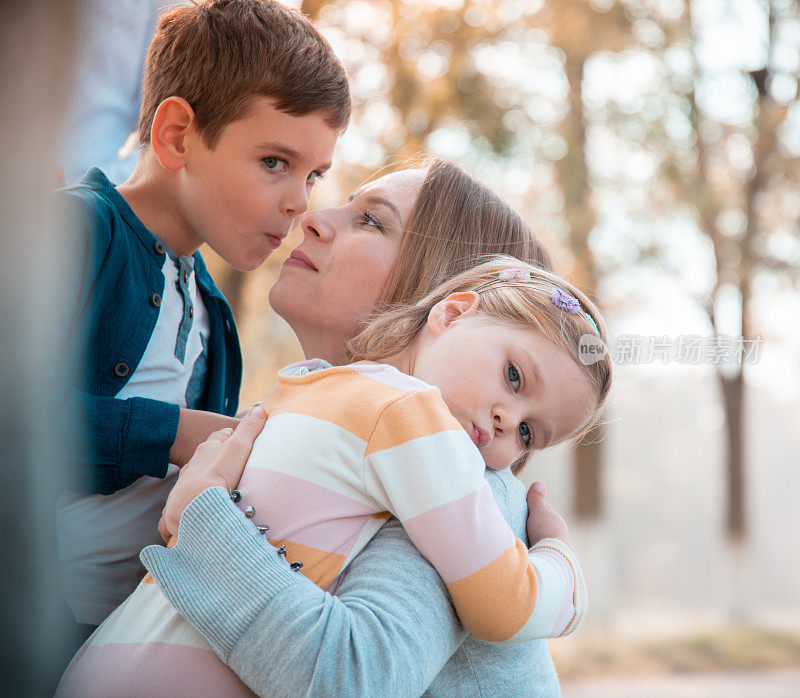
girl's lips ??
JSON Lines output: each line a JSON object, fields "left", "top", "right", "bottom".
{"left": 266, "top": 234, "right": 283, "bottom": 249}
{"left": 284, "top": 250, "right": 318, "bottom": 271}
{"left": 470, "top": 424, "right": 490, "bottom": 447}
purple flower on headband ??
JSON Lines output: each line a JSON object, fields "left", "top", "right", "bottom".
{"left": 499, "top": 268, "right": 531, "bottom": 281}
{"left": 550, "top": 288, "right": 580, "bottom": 313}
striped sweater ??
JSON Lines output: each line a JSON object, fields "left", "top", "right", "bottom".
{"left": 57, "top": 360, "right": 585, "bottom": 696}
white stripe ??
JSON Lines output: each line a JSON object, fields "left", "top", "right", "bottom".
{"left": 91, "top": 582, "right": 210, "bottom": 650}
{"left": 364, "top": 430, "right": 487, "bottom": 521}
{"left": 246, "top": 413, "right": 369, "bottom": 503}
{"left": 509, "top": 539, "right": 586, "bottom": 642}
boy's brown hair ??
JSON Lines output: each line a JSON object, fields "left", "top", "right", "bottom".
{"left": 138, "top": 0, "right": 350, "bottom": 148}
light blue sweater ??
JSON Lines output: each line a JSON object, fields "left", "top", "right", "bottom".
{"left": 141, "top": 468, "right": 561, "bottom": 697}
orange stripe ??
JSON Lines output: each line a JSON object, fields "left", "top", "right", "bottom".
{"left": 364, "top": 389, "right": 464, "bottom": 456}
{"left": 267, "top": 539, "right": 347, "bottom": 591}
{"left": 263, "top": 370, "right": 409, "bottom": 443}
{"left": 445, "top": 539, "right": 538, "bottom": 642}
{"left": 370, "top": 511, "right": 392, "bottom": 520}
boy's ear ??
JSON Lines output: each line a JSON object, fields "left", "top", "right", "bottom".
{"left": 150, "top": 97, "right": 196, "bottom": 171}
{"left": 427, "top": 292, "right": 481, "bottom": 335}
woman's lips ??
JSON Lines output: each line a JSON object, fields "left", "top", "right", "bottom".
{"left": 283, "top": 250, "right": 318, "bottom": 271}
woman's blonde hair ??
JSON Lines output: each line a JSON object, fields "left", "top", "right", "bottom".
{"left": 349, "top": 256, "right": 613, "bottom": 473}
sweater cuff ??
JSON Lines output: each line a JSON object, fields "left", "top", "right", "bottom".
{"left": 140, "top": 486, "right": 303, "bottom": 661}
{"left": 528, "top": 538, "right": 588, "bottom": 638}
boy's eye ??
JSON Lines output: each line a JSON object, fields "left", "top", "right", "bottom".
{"left": 262, "top": 157, "right": 288, "bottom": 173}
{"left": 507, "top": 363, "right": 521, "bottom": 390}
{"left": 307, "top": 170, "right": 324, "bottom": 186}
{"left": 519, "top": 422, "right": 532, "bottom": 446}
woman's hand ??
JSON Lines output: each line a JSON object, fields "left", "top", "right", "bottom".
{"left": 158, "top": 407, "right": 268, "bottom": 542}
{"left": 526, "top": 481, "right": 571, "bottom": 547}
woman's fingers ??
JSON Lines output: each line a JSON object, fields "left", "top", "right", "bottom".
{"left": 212, "top": 407, "right": 268, "bottom": 489}
{"left": 206, "top": 426, "right": 234, "bottom": 444}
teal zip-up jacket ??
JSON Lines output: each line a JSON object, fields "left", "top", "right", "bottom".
{"left": 54, "top": 168, "right": 242, "bottom": 495}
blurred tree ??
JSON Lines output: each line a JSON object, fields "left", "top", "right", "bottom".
{"left": 659, "top": 0, "right": 800, "bottom": 544}
{"left": 545, "top": 0, "right": 633, "bottom": 522}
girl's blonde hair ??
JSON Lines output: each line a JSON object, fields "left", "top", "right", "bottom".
{"left": 349, "top": 256, "right": 613, "bottom": 473}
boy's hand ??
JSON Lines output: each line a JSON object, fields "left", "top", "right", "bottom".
{"left": 159, "top": 407, "right": 268, "bottom": 541}
{"left": 526, "top": 482, "right": 571, "bottom": 547}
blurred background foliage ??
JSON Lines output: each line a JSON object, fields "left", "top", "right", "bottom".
{"left": 199, "top": 0, "right": 800, "bottom": 686}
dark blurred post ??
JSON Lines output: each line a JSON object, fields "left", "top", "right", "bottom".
{"left": 0, "top": 0, "right": 78, "bottom": 694}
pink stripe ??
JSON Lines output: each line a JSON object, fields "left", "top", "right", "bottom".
{"left": 402, "top": 483, "right": 516, "bottom": 583}
{"left": 236, "top": 468, "right": 374, "bottom": 555}
{"left": 350, "top": 364, "right": 431, "bottom": 394}
{"left": 56, "top": 642, "right": 254, "bottom": 697}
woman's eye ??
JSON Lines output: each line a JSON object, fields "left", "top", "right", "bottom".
{"left": 359, "top": 210, "right": 386, "bottom": 234}
{"left": 507, "top": 363, "right": 521, "bottom": 390}
{"left": 262, "top": 157, "right": 288, "bottom": 173}
{"left": 519, "top": 422, "right": 532, "bottom": 446}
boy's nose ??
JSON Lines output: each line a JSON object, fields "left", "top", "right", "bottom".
{"left": 282, "top": 180, "right": 311, "bottom": 217}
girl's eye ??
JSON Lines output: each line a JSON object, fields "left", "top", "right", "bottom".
{"left": 519, "top": 422, "right": 532, "bottom": 447}
{"left": 262, "top": 157, "right": 288, "bottom": 173}
{"left": 358, "top": 210, "right": 386, "bottom": 234}
{"left": 307, "top": 170, "right": 324, "bottom": 186}
{"left": 507, "top": 363, "right": 521, "bottom": 390}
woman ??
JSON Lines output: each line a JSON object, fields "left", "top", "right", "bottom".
{"left": 144, "top": 158, "right": 568, "bottom": 696}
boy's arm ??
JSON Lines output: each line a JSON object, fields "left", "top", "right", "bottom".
{"left": 364, "top": 389, "right": 585, "bottom": 642}
{"left": 58, "top": 388, "right": 238, "bottom": 495}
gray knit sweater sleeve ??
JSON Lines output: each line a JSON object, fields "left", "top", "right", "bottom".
{"left": 141, "top": 469, "right": 560, "bottom": 697}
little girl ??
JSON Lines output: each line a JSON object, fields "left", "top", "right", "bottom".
{"left": 58, "top": 256, "right": 612, "bottom": 696}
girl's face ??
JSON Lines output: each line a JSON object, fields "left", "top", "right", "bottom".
{"left": 270, "top": 169, "right": 426, "bottom": 363}
{"left": 411, "top": 299, "right": 596, "bottom": 471}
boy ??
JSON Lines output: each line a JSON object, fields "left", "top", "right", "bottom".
{"left": 54, "top": 0, "right": 349, "bottom": 630}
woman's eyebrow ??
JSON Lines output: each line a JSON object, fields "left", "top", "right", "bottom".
{"left": 361, "top": 195, "right": 401, "bottom": 221}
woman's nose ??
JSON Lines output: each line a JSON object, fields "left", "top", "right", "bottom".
{"left": 301, "top": 209, "right": 336, "bottom": 242}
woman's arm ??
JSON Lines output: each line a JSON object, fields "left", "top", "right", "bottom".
{"left": 142, "top": 485, "right": 469, "bottom": 697}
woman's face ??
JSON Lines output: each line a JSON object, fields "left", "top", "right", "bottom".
{"left": 269, "top": 169, "right": 426, "bottom": 362}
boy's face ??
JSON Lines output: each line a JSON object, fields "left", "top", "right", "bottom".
{"left": 180, "top": 97, "right": 338, "bottom": 271}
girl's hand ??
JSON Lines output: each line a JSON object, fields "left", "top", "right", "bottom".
{"left": 526, "top": 481, "right": 571, "bottom": 547}
{"left": 158, "top": 407, "right": 268, "bottom": 542}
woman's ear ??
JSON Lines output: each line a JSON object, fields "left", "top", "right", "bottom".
{"left": 427, "top": 292, "right": 481, "bottom": 335}
{"left": 150, "top": 97, "right": 196, "bottom": 171}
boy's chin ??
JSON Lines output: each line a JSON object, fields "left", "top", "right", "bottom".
{"left": 221, "top": 249, "right": 272, "bottom": 273}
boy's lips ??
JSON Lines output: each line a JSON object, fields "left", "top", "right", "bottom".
{"left": 265, "top": 233, "right": 285, "bottom": 249}
{"left": 284, "top": 249, "right": 318, "bottom": 271}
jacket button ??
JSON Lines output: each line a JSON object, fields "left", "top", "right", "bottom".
{"left": 154, "top": 241, "right": 165, "bottom": 255}
{"left": 150, "top": 293, "right": 161, "bottom": 307}
{"left": 114, "top": 362, "right": 129, "bottom": 377}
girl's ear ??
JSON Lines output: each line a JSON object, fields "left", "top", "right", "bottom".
{"left": 427, "top": 292, "right": 481, "bottom": 335}
{"left": 150, "top": 96, "right": 196, "bottom": 172}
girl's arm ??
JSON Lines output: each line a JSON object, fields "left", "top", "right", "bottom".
{"left": 363, "top": 389, "right": 586, "bottom": 642}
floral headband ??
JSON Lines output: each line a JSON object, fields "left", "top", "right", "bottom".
{"left": 473, "top": 268, "right": 601, "bottom": 337}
